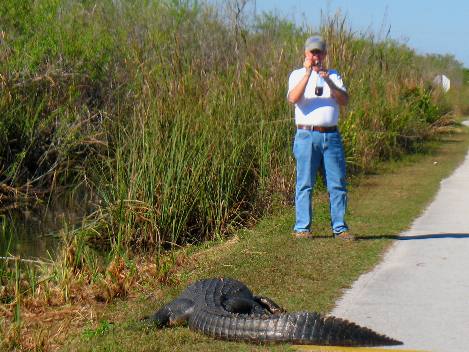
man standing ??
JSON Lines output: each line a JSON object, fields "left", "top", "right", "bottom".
{"left": 287, "top": 35, "right": 353, "bottom": 240}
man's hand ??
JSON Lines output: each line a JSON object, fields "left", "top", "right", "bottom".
{"left": 319, "top": 69, "right": 329, "bottom": 79}
{"left": 303, "top": 57, "right": 313, "bottom": 74}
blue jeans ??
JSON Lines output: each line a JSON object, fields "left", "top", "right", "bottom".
{"left": 293, "top": 129, "right": 348, "bottom": 234}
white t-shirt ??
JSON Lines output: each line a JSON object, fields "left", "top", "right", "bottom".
{"left": 287, "top": 68, "right": 346, "bottom": 126}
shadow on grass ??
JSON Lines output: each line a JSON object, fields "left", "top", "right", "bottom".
{"left": 309, "top": 235, "right": 332, "bottom": 239}
{"left": 358, "top": 233, "right": 469, "bottom": 240}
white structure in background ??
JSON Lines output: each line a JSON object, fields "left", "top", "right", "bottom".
{"left": 433, "top": 74, "right": 450, "bottom": 92}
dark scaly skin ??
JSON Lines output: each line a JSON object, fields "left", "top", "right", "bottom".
{"left": 145, "top": 278, "right": 402, "bottom": 346}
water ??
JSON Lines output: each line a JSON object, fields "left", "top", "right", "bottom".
{"left": 0, "top": 209, "right": 79, "bottom": 260}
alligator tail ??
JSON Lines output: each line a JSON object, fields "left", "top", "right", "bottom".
{"left": 189, "top": 310, "right": 402, "bottom": 346}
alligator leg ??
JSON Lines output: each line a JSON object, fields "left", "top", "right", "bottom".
{"left": 147, "top": 298, "right": 195, "bottom": 327}
{"left": 222, "top": 296, "right": 266, "bottom": 314}
{"left": 253, "top": 295, "right": 286, "bottom": 314}
{"left": 222, "top": 295, "right": 286, "bottom": 315}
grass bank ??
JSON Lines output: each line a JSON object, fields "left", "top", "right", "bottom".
{"left": 53, "top": 125, "right": 469, "bottom": 352}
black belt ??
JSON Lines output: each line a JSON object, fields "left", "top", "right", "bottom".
{"left": 297, "top": 125, "right": 337, "bottom": 132}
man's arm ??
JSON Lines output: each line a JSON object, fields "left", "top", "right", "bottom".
{"left": 287, "top": 57, "right": 314, "bottom": 104}
{"left": 323, "top": 75, "right": 349, "bottom": 106}
{"left": 287, "top": 69, "right": 311, "bottom": 104}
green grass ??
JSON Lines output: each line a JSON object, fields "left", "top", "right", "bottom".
{"left": 60, "top": 126, "right": 469, "bottom": 351}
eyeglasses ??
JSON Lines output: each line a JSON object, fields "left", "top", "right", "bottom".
{"left": 310, "top": 50, "right": 322, "bottom": 55}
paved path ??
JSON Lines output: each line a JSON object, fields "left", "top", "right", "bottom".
{"left": 332, "top": 121, "right": 469, "bottom": 352}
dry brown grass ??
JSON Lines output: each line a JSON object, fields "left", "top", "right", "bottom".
{"left": 1, "top": 282, "right": 102, "bottom": 351}
{"left": 0, "top": 248, "right": 198, "bottom": 351}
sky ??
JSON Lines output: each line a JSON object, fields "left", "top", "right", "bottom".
{"left": 251, "top": 0, "right": 469, "bottom": 68}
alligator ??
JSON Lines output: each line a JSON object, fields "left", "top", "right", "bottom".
{"left": 144, "top": 277, "right": 402, "bottom": 346}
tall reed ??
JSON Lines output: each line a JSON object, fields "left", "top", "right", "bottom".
{"left": 1, "top": 0, "right": 467, "bottom": 250}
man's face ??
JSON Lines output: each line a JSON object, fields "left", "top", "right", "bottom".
{"left": 305, "top": 49, "right": 325, "bottom": 65}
